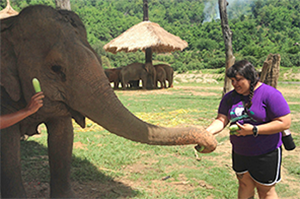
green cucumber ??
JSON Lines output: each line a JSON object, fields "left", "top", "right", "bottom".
{"left": 229, "top": 124, "right": 240, "bottom": 132}
{"left": 195, "top": 145, "right": 205, "bottom": 152}
{"left": 230, "top": 131, "right": 239, "bottom": 135}
{"left": 32, "top": 78, "right": 41, "bottom": 93}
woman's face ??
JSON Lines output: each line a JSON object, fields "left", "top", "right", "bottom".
{"left": 230, "top": 74, "right": 251, "bottom": 96}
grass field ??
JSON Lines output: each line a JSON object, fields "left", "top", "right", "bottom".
{"left": 21, "top": 77, "right": 300, "bottom": 198}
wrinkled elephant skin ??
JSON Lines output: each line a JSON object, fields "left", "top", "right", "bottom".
{"left": 0, "top": 5, "right": 217, "bottom": 198}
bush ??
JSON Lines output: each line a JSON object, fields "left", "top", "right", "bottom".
{"left": 287, "top": 46, "right": 300, "bottom": 54}
{"left": 101, "top": 56, "right": 111, "bottom": 68}
{"left": 256, "top": 56, "right": 268, "bottom": 67}
{"left": 280, "top": 54, "right": 294, "bottom": 67}
{"left": 289, "top": 53, "right": 300, "bottom": 66}
{"left": 192, "top": 38, "right": 219, "bottom": 51}
{"left": 206, "top": 58, "right": 226, "bottom": 69}
{"left": 280, "top": 53, "right": 300, "bottom": 68}
{"left": 187, "top": 60, "right": 205, "bottom": 70}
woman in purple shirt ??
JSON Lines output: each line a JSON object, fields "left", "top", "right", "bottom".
{"left": 206, "top": 60, "right": 291, "bottom": 199}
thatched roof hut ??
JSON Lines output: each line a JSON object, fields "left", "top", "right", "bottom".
{"left": 103, "top": 21, "right": 188, "bottom": 54}
{"left": 0, "top": 0, "right": 19, "bottom": 19}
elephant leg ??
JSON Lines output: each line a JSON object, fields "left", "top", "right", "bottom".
{"left": 141, "top": 78, "right": 146, "bottom": 89}
{"left": 163, "top": 80, "right": 166, "bottom": 88}
{"left": 113, "top": 81, "right": 118, "bottom": 89}
{"left": 46, "top": 116, "right": 75, "bottom": 198}
{"left": 121, "top": 76, "right": 127, "bottom": 90}
{"left": 169, "top": 75, "right": 174, "bottom": 88}
{"left": 116, "top": 80, "right": 120, "bottom": 89}
{"left": 1, "top": 124, "right": 26, "bottom": 198}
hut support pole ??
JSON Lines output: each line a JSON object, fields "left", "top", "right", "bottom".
{"left": 145, "top": 48, "right": 152, "bottom": 64}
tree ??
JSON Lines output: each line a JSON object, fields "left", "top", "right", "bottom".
{"left": 219, "top": 0, "right": 235, "bottom": 96}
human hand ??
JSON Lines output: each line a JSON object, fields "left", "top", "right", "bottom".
{"left": 26, "top": 92, "right": 45, "bottom": 115}
{"left": 235, "top": 122, "right": 254, "bottom": 136}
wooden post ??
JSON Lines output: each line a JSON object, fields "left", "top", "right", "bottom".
{"left": 219, "top": 0, "right": 235, "bottom": 96}
{"left": 260, "top": 54, "right": 281, "bottom": 89}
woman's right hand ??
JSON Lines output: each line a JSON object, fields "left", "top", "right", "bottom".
{"left": 26, "top": 92, "right": 45, "bottom": 114}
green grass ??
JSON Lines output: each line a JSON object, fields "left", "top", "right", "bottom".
{"left": 20, "top": 81, "right": 300, "bottom": 198}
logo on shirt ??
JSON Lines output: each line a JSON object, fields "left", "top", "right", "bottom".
{"left": 230, "top": 105, "right": 256, "bottom": 124}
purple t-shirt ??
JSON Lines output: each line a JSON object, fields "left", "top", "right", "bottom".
{"left": 218, "top": 83, "right": 290, "bottom": 156}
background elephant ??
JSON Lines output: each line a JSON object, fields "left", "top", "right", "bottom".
{"left": 120, "top": 62, "right": 156, "bottom": 90}
{"left": 155, "top": 64, "right": 174, "bottom": 88}
{"left": 104, "top": 67, "right": 122, "bottom": 89}
{"left": 154, "top": 65, "right": 167, "bottom": 89}
{"left": 0, "top": 5, "right": 216, "bottom": 198}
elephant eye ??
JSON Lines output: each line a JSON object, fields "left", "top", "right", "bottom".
{"left": 51, "top": 65, "right": 66, "bottom": 82}
{"left": 51, "top": 65, "right": 62, "bottom": 73}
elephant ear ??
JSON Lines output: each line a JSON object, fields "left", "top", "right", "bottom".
{"left": 0, "top": 17, "right": 22, "bottom": 102}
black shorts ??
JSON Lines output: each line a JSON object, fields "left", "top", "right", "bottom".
{"left": 232, "top": 147, "right": 282, "bottom": 186}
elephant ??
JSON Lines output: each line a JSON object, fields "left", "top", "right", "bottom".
{"left": 155, "top": 64, "right": 174, "bottom": 88}
{"left": 154, "top": 65, "right": 167, "bottom": 89}
{"left": 104, "top": 67, "right": 122, "bottom": 89}
{"left": 0, "top": 5, "right": 217, "bottom": 198}
{"left": 120, "top": 62, "right": 156, "bottom": 90}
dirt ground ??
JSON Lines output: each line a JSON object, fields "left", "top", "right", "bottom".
{"left": 23, "top": 72, "right": 300, "bottom": 198}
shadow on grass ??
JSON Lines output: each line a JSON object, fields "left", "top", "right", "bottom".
{"left": 20, "top": 140, "right": 140, "bottom": 198}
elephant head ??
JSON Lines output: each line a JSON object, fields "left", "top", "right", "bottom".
{"left": 0, "top": 5, "right": 216, "bottom": 198}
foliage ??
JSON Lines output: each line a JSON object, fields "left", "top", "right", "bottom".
{"left": 1, "top": 0, "right": 300, "bottom": 72}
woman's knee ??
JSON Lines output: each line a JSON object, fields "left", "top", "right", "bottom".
{"left": 256, "top": 184, "right": 278, "bottom": 199}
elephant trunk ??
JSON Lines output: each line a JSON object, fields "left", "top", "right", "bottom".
{"left": 69, "top": 58, "right": 217, "bottom": 152}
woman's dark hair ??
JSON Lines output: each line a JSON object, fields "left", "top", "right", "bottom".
{"left": 226, "top": 60, "right": 259, "bottom": 109}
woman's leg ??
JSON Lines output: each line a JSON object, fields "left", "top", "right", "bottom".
{"left": 255, "top": 182, "right": 278, "bottom": 199}
{"left": 236, "top": 171, "right": 255, "bottom": 199}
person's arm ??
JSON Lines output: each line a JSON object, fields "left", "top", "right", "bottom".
{"left": 206, "top": 113, "right": 229, "bottom": 135}
{"left": 235, "top": 113, "right": 291, "bottom": 136}
{"left": 0, "top": 92, "right": 44, "bottom": 129}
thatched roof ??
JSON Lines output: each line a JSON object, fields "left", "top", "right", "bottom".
{"left": 0, "top": 0, "right": 19, "bottom": 19}
{"left": 103, "top": 21, "right": 188, "bottom": 54}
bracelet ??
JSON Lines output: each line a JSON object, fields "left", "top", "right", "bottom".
{"left": 252, "top": 125, "right": 258, "bottom": 137}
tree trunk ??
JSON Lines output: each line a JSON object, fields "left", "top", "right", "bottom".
{"left": 260, "top": 54, "right": 281, "bottom": 89}
{"left": 219, "top": 0, "right": 235, "bottom": 96}
{"left": 55, "top": 0, "right": 71, "bottom": 10}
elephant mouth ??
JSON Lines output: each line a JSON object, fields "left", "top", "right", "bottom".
{"left": 69, "top": 108, "right": 86, "bottom": 128}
